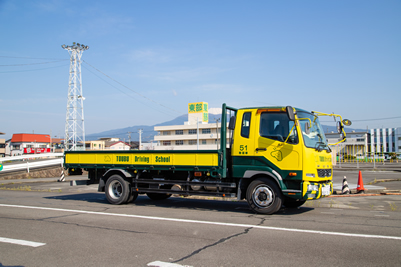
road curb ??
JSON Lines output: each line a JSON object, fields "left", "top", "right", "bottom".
{"left": 329, "top": 192, "right": 401, "bottom": 198}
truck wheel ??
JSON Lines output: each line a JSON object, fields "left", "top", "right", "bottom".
{"left": 146, "top": 193, "right": 171, "bottom": 200}
{"left": 105, "top": 175, "right": 131, "bottom": 205}
{"left": 246, "top": 178, "right": 282, "bottom": 214}
{"left": 284, "top": 197, "right": 306, "bottom": 208}
{"left": 127, "top": 191, "right": 139, "bottom": 203}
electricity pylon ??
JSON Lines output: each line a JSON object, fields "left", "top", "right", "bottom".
{"left": 62, "top": 42, "right": 89, "bottom": 151}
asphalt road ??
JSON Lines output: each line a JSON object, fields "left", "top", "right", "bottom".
{"left": 0, "top": 185, "right": 401, "bottom": 266}
{"left": 332, "top": 169, "right": 401, "bottom": 193}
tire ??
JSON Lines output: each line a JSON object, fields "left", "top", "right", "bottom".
{"left": 127, "top": 191, "right": 139, "bottom": 203}
{"left": 146, "top": 193, "right": 172, "bottom": 201}
{"left": 246, "top": 178, "right": 282, "bottom": 215}
{"left": 105, "top": 175, "right": 131, "bottom": 205}
{"left": 284, "top": 197, "right": 306, "bottom": 208}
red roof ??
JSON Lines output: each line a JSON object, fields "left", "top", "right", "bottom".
{"left": 109, "top": 141, "right": 130, "bottom": 147}
{"left": 11, "top": 134, "right": 51, "bottom": 143}
{"left": 52, "top": 138, "right": 64, "bottom": 143}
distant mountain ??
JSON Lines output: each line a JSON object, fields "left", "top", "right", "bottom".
{"left": 86, "top": 114, "right": 366, "bottom": 142}
{"left": 322, "top": 125, "right": 366, "bottom": 134}
{"left": 86, "top": 114, "right": 223, "bottom": 142}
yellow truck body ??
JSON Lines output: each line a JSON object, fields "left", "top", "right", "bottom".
{"left": 64, "top": 104, "right": 349, "bottom": 214}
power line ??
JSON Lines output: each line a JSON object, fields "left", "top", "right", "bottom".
{"left": 83, "top": 60, "right": 183, "bottom": 114}
{"left": 1, "top": 54, "right": 184, "bottom": 117}
{"left": 0, "top": 55, "right": 67, "bottom": 60}
{"left": 351, "top": 116, "right": 401, "bottom": 122}
{"left": 0, "top": 64, "right": 69, "bottom": 73}
{"left": 0, "top": 60, "right": 68, "bottom": 66}
{"left": 320, "top": 116, "right": 401, "bottom": 124}
{"left": 81, "top": 65, "right": 178, "bottom": 118}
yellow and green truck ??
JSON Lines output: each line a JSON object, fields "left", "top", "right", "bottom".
{"left": 64, "top": 104, "right": 350, "bottom": 214}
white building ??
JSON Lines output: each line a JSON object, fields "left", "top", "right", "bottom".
{"left": 153, "top": 102, "right": 230, "bottom": 150}
{"left": 85, "top": 138, "right": 132, "bottom": 150}
{"left": 369, "top": 128, "right": 401, "bottom": 153}
{"left": 0, "top": 132, "right": 5, "bottom": 157}
{"left": 326, "top": 127, "right": 401, "bottom": 157}
{"left": 108, "top": 141, "right": 131, "bottom": 150}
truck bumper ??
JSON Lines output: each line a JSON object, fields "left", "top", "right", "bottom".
{"left": 301, "top": 181, "right": 333, "bottom": 200}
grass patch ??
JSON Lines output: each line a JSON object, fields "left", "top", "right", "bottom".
{"left": 0, "top": 185, "right": 63, "bottom": 193}
{"left": 0, "top": 185, "right": 32, "bottom": 191}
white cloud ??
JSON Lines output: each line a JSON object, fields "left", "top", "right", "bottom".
{"left": 36, "top": 0, "right": 64, "bottom": 12}
{"left": 194, "top": 83, "right": 244, "bottom": 93}
{"left": 129, "top": 49, "right": 172, "bottom": 63}
{"left": 137, "top": 67, "right": 231, "bottom": 83}
{"left": 208, "top": 107, "right": 222, "bottom": 115}
{"left": 80, "top": 15, "right": 134, "bottom": 37}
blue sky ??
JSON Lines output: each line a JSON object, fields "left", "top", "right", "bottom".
{"left": 0, "top": 0, "right": 400, "bottom": 140}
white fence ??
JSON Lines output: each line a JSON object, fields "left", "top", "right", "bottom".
{"left": 0, "top": 153, "right": 63, "bottom": 162}
{"left": 0, "top": 153, "right": 64, "bottom": 173}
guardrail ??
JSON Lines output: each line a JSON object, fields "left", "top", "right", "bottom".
{"left": 1, "top": 158, "right": 64, "bottom": 173}
{"left": 0, "top": 153, "right": 64, "bottom": 173}
{"left": 0, "top": 153, "right": 64, "bottom": 162}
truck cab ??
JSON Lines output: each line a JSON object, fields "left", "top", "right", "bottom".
{"left": 228, "top": 106, "right": 338, "bottom": 214}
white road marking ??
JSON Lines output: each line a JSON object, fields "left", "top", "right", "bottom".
{"left": 1, "top": 204, "right": 400, "bottom": 241}
{"left": 375, "top": 215, "right": 390, "bottom": 217}
{"left": 320, "top": 212, "right": 335, "bottom": 214}
{"left": 0, "top": 237, "right": 46, "bottom": 247}
{"left": 147, "top": 261, "right": 191, "bottom": 267}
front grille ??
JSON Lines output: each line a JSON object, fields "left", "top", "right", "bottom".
{"left": 317, "top": 169, "right": 332, "bottom": 178}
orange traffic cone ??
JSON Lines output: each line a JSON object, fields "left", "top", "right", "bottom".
{"left": 356, "top": 171, "right": 365, "bottom": 194}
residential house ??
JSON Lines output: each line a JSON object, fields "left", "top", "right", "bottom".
{"left": 0, "top": 132, "right": 5, "bottom": 157}
{"left": 10, "top": 133, "right": 51, "bottom": 155}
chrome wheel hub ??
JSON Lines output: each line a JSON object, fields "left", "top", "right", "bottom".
{"left": 253, "top": 185, "right": 274, "bottom": 208}
{"left": 109, "top": 181, "right": 123, "bottom": 199}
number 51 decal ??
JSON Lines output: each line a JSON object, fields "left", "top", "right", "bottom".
{"left": 239, "top": 145, "right": 248, "bottom": 155}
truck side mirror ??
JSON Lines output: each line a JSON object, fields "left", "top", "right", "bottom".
{"left": 342, "top": 119, "right": 352, "bottom": 126}
{"left": 336, "top": 121, "right": 343, "bottom": 134}
{"left": 228, "top": 116, "right": 236, "bottom": 130}
{"left": 305, "top": 121, "right": 311, "bottom": 135}
{"left": 286, "top": 106, "right": 295, "bottom": 121}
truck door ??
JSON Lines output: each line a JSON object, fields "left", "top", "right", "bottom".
{"left": 255, "top": 109, "right": 302, "bottom": 174}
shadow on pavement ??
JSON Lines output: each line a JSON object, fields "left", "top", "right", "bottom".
{"left": 45, "top": 193, "right": 108, "bottom": 203}
{"left": 44, "top": 193, "right": 314, "bottom": 215}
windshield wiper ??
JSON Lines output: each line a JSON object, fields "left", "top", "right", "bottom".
{"left": 315, "top": 142, "right": 331, "bottom": 153}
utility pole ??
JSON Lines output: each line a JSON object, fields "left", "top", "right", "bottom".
{"left": 138, "top": 129, "right": 143, "bottom": 150}
{"left": 197, "top": 117, "right": 199, "bottom": 150}
{"left": 215, "top": 118, "right": 220, "bottom": 150}
{"left": 128, "top": 132, "right": 132, "bottom": 145}
{"left": 62, "top": 42, "right": 89, "bottom": 151}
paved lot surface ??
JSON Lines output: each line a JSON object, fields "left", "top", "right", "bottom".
{"left": 1, "top": 167, "right": 401, "bottom": 266}
{"left": 0, "top": 190, "right": 400, "bottom": 266}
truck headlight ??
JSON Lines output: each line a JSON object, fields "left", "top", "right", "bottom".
{"left": 307, "top": 184, "right": 319, "bottom": 191}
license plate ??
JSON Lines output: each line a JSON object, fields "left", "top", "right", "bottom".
{"left": 322, "top": 184, "right": 331, "bottom": 196}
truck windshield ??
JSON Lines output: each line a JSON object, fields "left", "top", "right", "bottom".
{"left": 297, "top": 111, "right": 330, "bottom": 152}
